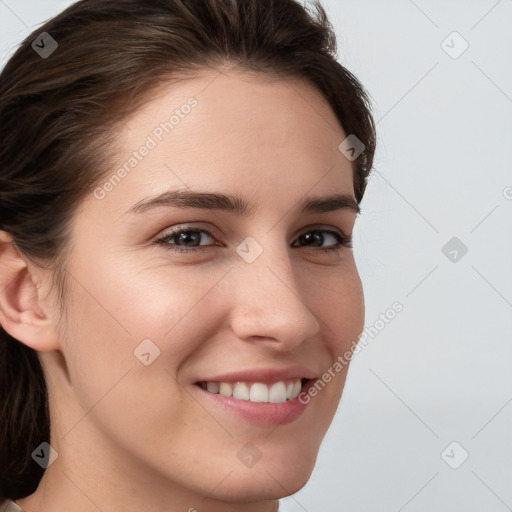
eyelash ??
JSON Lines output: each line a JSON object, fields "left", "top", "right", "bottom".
{"left": 154, "top": 226, "right": 352, "bottom": 255}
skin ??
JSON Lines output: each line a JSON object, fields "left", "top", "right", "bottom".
{"left": 0, "top": 69, "right": 365, "bottom": 512}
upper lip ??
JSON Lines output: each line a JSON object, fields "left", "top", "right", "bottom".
{"left": 195, "top": 366, "right": 318, "bottom": 385}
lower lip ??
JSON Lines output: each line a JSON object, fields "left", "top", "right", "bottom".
{"left": 193, "top": 379, "right": 317, "bottom": 427}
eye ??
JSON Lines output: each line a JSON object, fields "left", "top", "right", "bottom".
{"left": 292, "top": 228, "right": 352, "bottom": 254}
{"left": 154, "top": 225, "right": 352, "bottom": 254}
{"left": 155, "top": 227, "right": 217, "bottom": 253}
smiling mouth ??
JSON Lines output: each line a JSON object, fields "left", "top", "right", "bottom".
{"left": 195, "top": 378, "right": 311, "bottom": 403}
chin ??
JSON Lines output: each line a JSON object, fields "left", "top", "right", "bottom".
{"left": 214, "top": 471, "right": 314, "bottom": 503}
{"left": 211, "top": 447, "right": 318, "bottom": 502}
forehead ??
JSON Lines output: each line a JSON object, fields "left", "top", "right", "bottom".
{"left": 85, "top": 69, "right": 355, "bottom": 219}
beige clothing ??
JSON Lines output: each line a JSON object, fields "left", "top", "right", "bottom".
{"left": 0, "top": 500, "right": 25, "bottom": 512}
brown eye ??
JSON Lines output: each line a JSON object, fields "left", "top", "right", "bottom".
{"left": 292, "top": 229, "right": 352, "bottom": 253}
{"left": 155, "top": 227, "right": 218, "bottom": 253}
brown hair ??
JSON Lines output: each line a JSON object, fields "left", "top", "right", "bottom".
{"left": 0, "top": 0, "right": 376, "bottom": 501}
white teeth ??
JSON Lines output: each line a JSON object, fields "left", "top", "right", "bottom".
{"left": 233, "top": 382, "right": 250, "bottom": 400}
{"left": 219, "top": 382, "right": 233, "bottom": 397}
{"left": 200, "top": 379, "right": 304, "bottom": 403}
{"left": 250, "top": 383, "right": 268, "bottom": 402}
{"left": 290, "top": 380, "right": 302, "bottom": 400}
{"left": 268, "top": 381, "right": 287, "bottom": 403}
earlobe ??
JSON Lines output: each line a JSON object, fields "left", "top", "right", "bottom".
{"left": 0, "top": 230, "right": 60, "bottom": 351}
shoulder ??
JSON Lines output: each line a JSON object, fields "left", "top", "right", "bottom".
{"left": 0, "top": 499, "right": 25, "bottom": 512}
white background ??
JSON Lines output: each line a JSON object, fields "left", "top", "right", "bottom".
{"left": 1, "top": 1, "right": 511, "bottom": 511}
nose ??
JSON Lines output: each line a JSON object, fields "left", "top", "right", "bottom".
{"left": 227, "top": 243, "right": 321, "bottom": 352}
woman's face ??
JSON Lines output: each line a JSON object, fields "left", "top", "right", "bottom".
{"left": 43, "top": 70, "right": 365, "bottom": 508}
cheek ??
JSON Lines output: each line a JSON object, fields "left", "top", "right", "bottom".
{"left": 312, "top": 270, "right": 364, "bottom": 401}
{"left": 71, "top": 253, "right": 229, "bottom": 346}
{"left": 119, "top": 263, "right": 234, "bottom": 362}
{"left": 58, "top": 271, "right": 200, "bottom": 444}
{"left": 307, "top": 266, "right": 365, "bottom": 349}
{"left": 336, "top": 273, "right": 365, "bottom": 341}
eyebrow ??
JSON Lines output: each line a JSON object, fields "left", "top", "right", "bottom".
{"left": 125, "top": 189, "right": 360, "bottom": 216}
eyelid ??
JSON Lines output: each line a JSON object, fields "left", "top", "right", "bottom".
{"left": 296, "top": 223, "right": 352, "bottom": 241}
{"left": 298, "top": 223, "right": 348, "bottom": 236}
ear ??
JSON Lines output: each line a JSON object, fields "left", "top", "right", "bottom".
{"left": 0, "top": 230, "right": 60, "bottom": 351}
